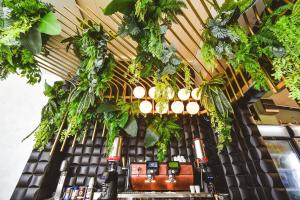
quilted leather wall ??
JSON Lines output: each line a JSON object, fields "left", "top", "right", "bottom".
{"left": 11, "top": 115, "right": 228, "bottom": 199}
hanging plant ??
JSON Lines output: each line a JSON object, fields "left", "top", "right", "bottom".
{"left": 144, "top": 116, "right": 181, "bottom": 161}
{"left": 59, "top": 22, "right": 117, "bottom": 143}
{"left": 96, "top": 100, "right": 139, "bottom": 154}
{"left": 196, "top": 75, "right": 233, "bottom": 151}
{"left": 0, "top": 0, "right": 61, "bottom": 84}
{"left": 104, "top": 0, "right": 186, "bottom": 105}
{"left": 200, "top": 9, "right": 269, "bottom": 90}
{"left": 33, "top": 81, "right": 70, "bottom": 150}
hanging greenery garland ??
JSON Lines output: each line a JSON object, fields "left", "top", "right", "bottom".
{"left": 104, "top": 0, "right": 187, "bottom": 109}
{"left": 0, "top": 0, "right": 61, "bottom": 84}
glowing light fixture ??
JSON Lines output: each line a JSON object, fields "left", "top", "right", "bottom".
{"left": 171, "top": 101, "right": 184, "bottom": 114}
{"left": 133, "top": 86, "right": 145, "bottom": 99}
{"left": 155, "top": 102, "right": 168, "bottom": 114}
{"left": 178, "top": 88, "right": 190, "bottom": 101}
{"left": 191, "top": 88, "right": 200, "bottom": 100}
{"left": 148, "top": 87, "right": 156, "bottom": 99}
{"left": 186, "top": 102, "right": 200, "bottom": 115}
{"left": 139, "top": 100, "right": 152, "bottom": 114}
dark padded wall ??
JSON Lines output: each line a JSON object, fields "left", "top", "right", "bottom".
{"left": 11, "top": 116, "right": 227, "bottom": 199}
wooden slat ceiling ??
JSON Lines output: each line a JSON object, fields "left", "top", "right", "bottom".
{"left": 41, "top": 0, "right": 265, "bottom": 87}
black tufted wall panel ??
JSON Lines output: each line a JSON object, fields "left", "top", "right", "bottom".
{"left": 12, "top": 115, "right": 228, "bottom": 199}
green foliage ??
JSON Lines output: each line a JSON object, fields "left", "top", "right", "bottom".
{"left": 34, "top": 81, "right": 70, "bottom": 150}
{"left": 104, "top": 0, "right": 185, "bottom": 81}
{"left": 266, "top": 2, "right": 300, "bottom": 101}
{"left": 197, "top": 75, "right": 233, "bottom": 151}
{"left": 220, "top": 0, "right": 254, "bottom": 12}
{"left": 0, "top": 0, "right": 60, "bottom": 84}
{"left": 201, "top": 9, "right": 269, "bottom": 90}
{"left": 38, "top": 11, "right": 61, "bottom": 35}
{"left": 61, "top": 22, "right": 117, "bottom": 144}
{"left": 183, "top": 62, "right": 192, "bottom": 90}
{"left": 145, "top": 116, "right": 181, "bottom": 161}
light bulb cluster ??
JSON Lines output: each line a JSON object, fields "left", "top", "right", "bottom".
{"left": 133, "top": 86, "right": 201, "bottom": 115}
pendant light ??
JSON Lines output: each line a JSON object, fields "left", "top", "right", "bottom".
{"left": 186, "top": 102, "right": 200, "bottom": 115}
{"left": 171, "top": 101, "right": 184, "bottom": 114}
{"left": 191, "top": 88, "right": 200, "bottom": 100}
{"left": 139, "top": 100, "right": 152, "bottom": 114}
{"left": 133, "top": 86, "right": 146, "bottom": 99}
{"left": 155, "top": 102, "right": 168, "bottom": 114}
{"left": 178, "top": 88, "right": 190, "bottom": 101}
{"left": 148, "top": 87, "right": 156, "bottom": 99}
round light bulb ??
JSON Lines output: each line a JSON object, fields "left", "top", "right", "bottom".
{"left": 178, "top": 88, "right": 190, "bottom": 101}
{"left": 155, "top": 102, "right": 168, "bottom": 114}
{"left": 167, "top": 87, "right": 175, "bottom": 100}
{"left": 191, "top": 88, "right": 200, "bottom": 100}
{"left": 186, "top": 102, "right": 200, "bottom": 115}
{"left": 133, "top": 86, "right": 146, "bottom": 99}
{"left": 171, "top": 101, "right": 184, "bottom": 114}
{"left": 139, "top": 100, "right": 152, "bottom": 114}
{"left": 148, "top": 87, "right": 156, "bottom": 99}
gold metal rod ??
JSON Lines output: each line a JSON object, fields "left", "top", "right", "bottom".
{"left": 111, "top": 78, "right": 120, "bottom": 101}
{"left": 92, "top": 121, "right": 98, "bottom": 142}
{"left": 36, "top": 57, "right": 73, "bottom": 79}
{"left": 186, "top": 0, "right": 206, "bottom": 27}
{"left": 38, "top": 64, "right": 69, "bottom": 80}
{"left": 252, "top": 5, "right": 262, "bottom": 24}
{"left": 35, "top": 55, "right": 75, "bottom": 76}
{"left": 72, "top": 134, "right": 77, "bottom": 148}
{"left": 35, "top": 55, "right": 72, "bottom": 77}
{"left": 50, "top": 110, "right": 68, "bottom": 156}
{"left": 40, "top": 52, "right": 77, "bottom": 73}
{"left": 242, "top": 13, "right": 255, "bottom": 35}
{"left": 45, "top": 43, "right": 79, "bottom": 66}
{"left": 227, "top": 64, "right": 244, "bottom": 97}
{"left": 60, "top": 126, "right": 70, "bottom": 152}
{"left": 81, "top": 124, "right": 88, "bottom": 145}
{"left": 238, "top": 69, "right": 249, "bottom": 88}
{"left": 199, "top": 0, "right": 213, "bottom": 18}
{"left": 225, "top": 73, "right": 238, "bottom": 100}
{"left": 101, "top": 125, "right": 106, "bottom": 137}
{"left": 224, "top": 85, "right": 232, "bottom": 102}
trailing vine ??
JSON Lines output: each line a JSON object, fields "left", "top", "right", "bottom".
{"left": 104, "top": 0, "right": 187, "bottom": 107}
{"left": 60, "top": 22, "right": 116, "bottom": 142}
{"left": 144, "top": 116, "right": 181, "bottom": 161}
{"left": 197, "top": 75, "right": 233, "bottom": 151}
{"left": 34, "top": 81, "right": 70, "bottom": 150}
{"left": 0, "top": 0, "right": 61, "bottom": 84}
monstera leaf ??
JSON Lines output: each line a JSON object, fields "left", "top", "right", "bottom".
{"left": 123, "top": 116, "right": 138, "bottom": 137}
{"left": 20, "top": 26, "right": 42, "bottom": 54}
{"left": 144, "top": 126, "right": 160, "bottom": 148}
{"left": 103, "top": 0, "right": 135, "bottom": 15}
{"left": 38, "top": 12, "right": 61, "bottom": 35}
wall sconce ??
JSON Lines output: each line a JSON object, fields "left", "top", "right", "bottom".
{"left": 139, "top": 100, "right": 152, "bottom": 114}
{"left": 178, "top": 88, "right": 190, "bottom": 101}
{"left": 133, "top": 86, "right": 146, "bottom": 99}
{"left": 171, "top": 101, "right": 184, "bottom": 114}
{"left": 186, "top": 102, "right": 200, "bottom": 115}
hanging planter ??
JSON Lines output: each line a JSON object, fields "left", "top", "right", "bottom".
{"left": 0, "top": 0, "right": 61, "bottom": 84}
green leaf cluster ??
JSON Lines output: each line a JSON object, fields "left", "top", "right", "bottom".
{"left": 34, "top": 81, "right": 70, "bottom": 150}
{"left": 104, "top": 0, "right": 187, "bottom": 106}
{"left": 145, "top": 116, "right": 181, "bottom": 161}
{"left": 0, "top": 0, "right": 61, "bottom": 84}
{"left": 197, "top": 75, "right": 233, "bottom": 151}
{"left": 200, "top": 9, "right": 269, "bottom": 90}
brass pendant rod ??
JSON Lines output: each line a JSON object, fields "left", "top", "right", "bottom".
{"left": 50, "top": 110, "right": 68, "bottom": 156}
{"left": 92, "top": 120, "right": 98, "bottom": 142}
